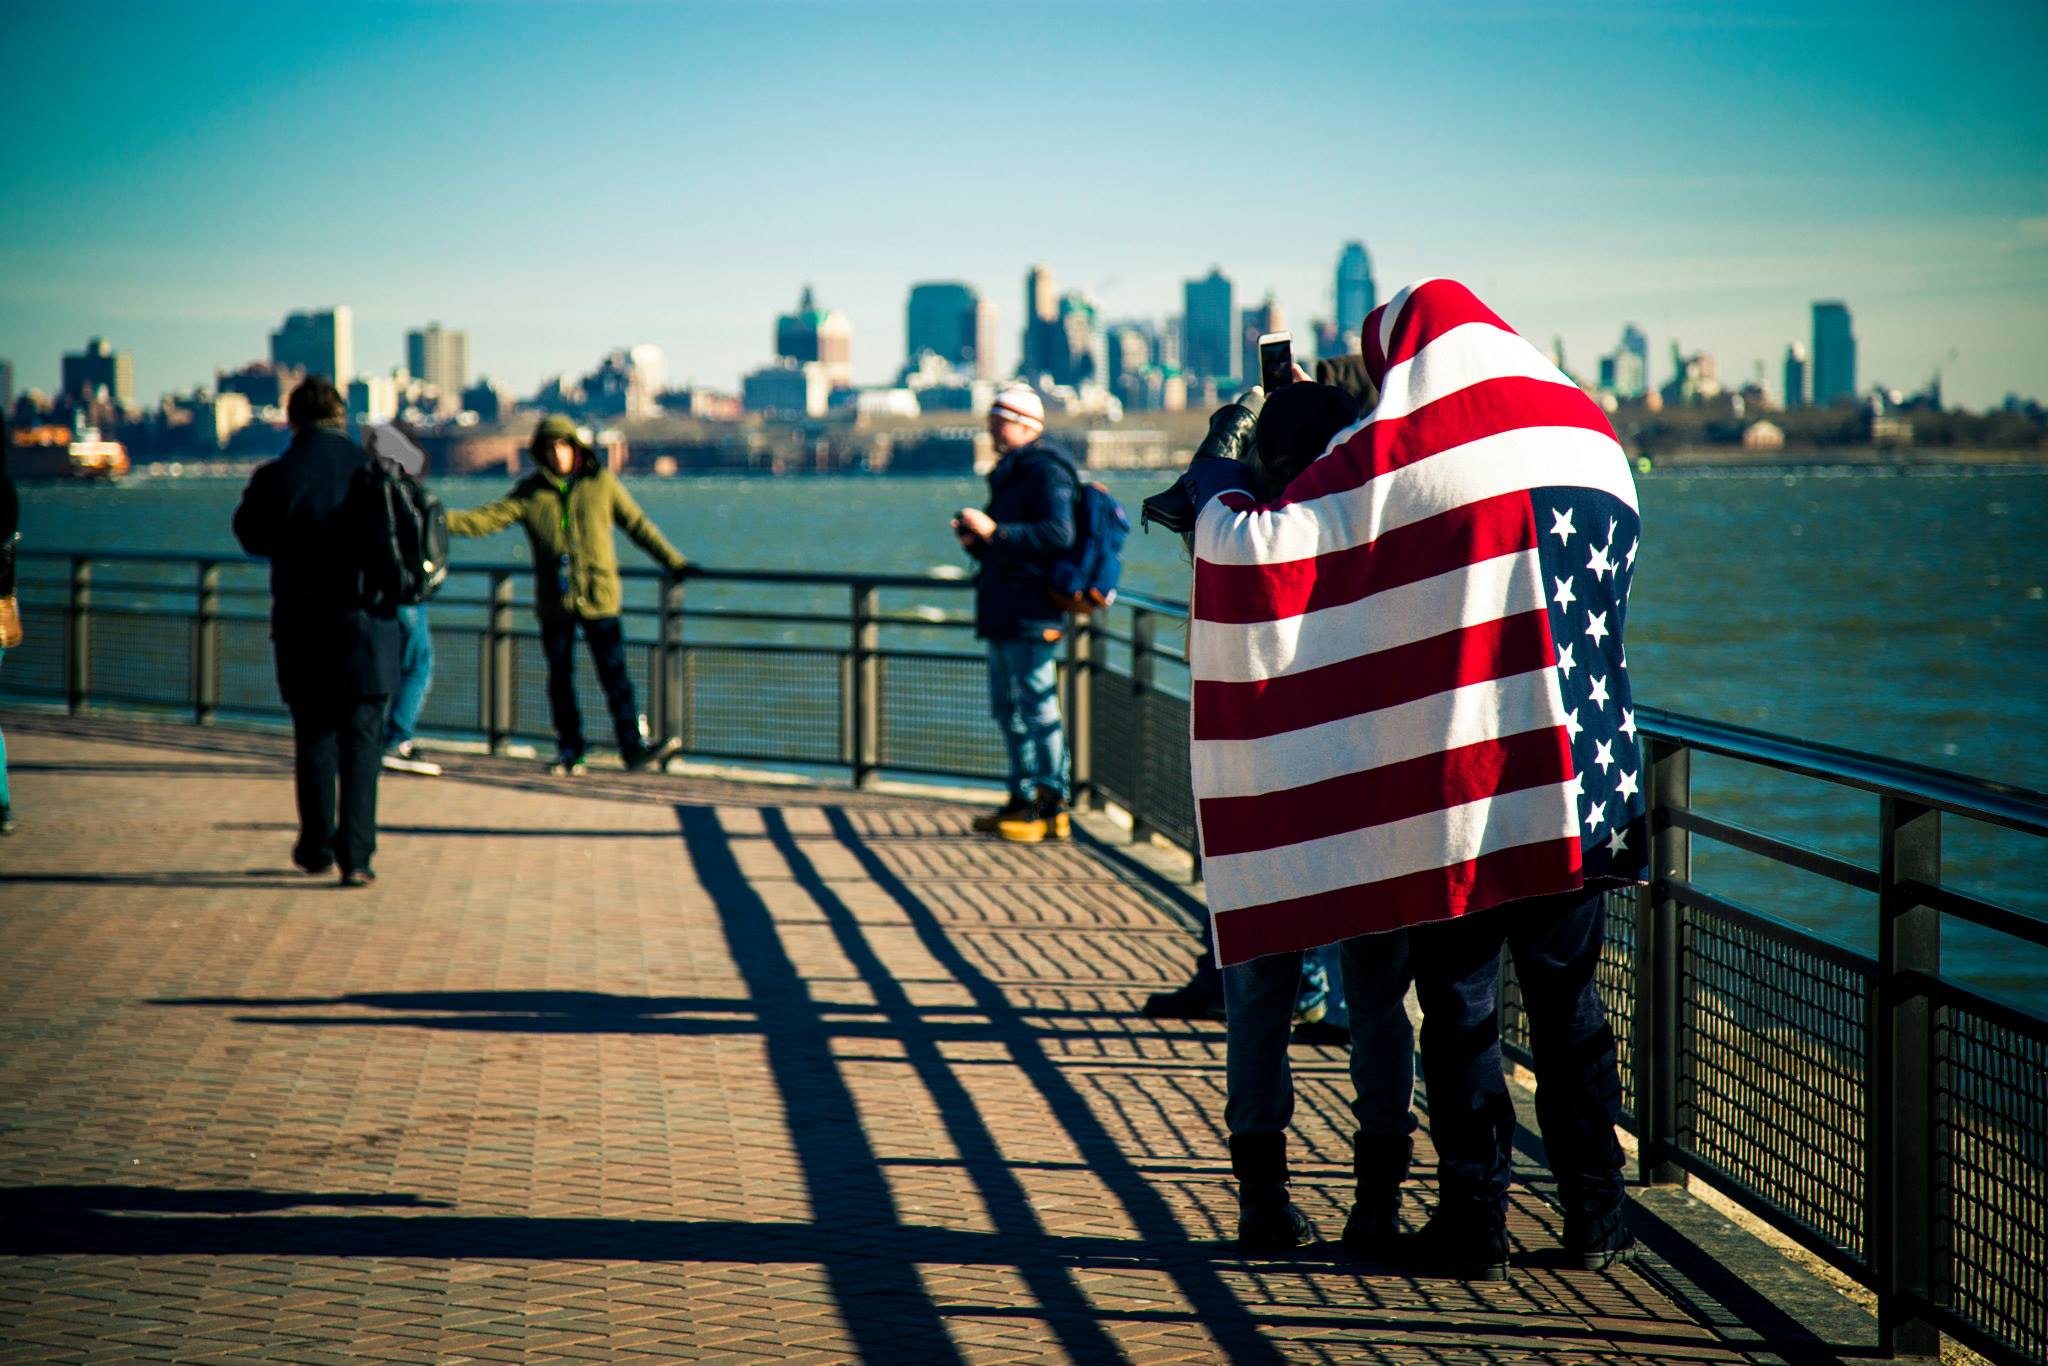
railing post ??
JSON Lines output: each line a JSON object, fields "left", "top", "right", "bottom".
{"left": 850, "top": 582, "right": 879, "bottom": 788}
{"left": 1067, "top": 614, "right": 1093, "bottom": 807}
{"left": 485, "top": 570, "right": 514, "bottom": 754}
{"left": 1128, "top": 607, "right": 1155, "bottom": 844}
{"left": 194, "top": 561, "right": 220, "bottom": 725}
{"left": 1639, "top": 735, "right": 1689, "bottom": 1185}
{"left": 67, "top": 556, "right": 92, "bottom": 714}
{"left": 1876, "top": 796, "right": 1942, "bottom": 1361}
{"left": 657, "top": 572, "right": 686, "bottom": 751}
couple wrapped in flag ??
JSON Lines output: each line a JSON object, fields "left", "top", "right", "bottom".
{"left": 1146, "top": 278, "right": 1647, "bottom": 1276}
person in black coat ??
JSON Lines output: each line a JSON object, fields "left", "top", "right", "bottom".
{"left": 232, "top": 377, "right": 400, "bottom": 885}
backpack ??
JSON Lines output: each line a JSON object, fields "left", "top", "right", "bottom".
{"left": 1046, "top": 473, "right": 1128, "bottom": 615}
{"left": 354, "top": 456, "right": 450, "bottom": 610}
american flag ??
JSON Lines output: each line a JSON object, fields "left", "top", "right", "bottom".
{"left": 1190, "top": 279, "right": 1649, "bottom": 967}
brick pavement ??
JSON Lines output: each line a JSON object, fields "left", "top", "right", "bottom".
{"left": 0, "top": 714, "right": 1856, "bottom": 1364}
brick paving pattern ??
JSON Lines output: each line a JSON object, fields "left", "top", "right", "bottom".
{"left": 0, "top": 715, "right": 1795, "bottom": 1363}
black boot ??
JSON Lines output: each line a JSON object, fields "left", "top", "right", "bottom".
{"left": 1562, "top": 1197, "right": 1638, "bottom": 1271}
{"left": 1229, "top": 1133, "right": 1316, "bottom": 1254}
{"left": 1144, "top": 949, "right": 1224, "bottom": 1020}
{"left": 1340, "top": 1132, "right": 1411, "bottom": 1258}
{"left": 1395, "top": 1200, "right": 1509, "bottom": 1280}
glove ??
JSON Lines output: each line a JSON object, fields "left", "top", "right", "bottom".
{"left": 1140, "top": 404, "right": 1261, "bottom": 536}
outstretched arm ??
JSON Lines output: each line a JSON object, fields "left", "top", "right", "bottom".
{"left": 611, "top": 481, "right": 687, "bottom": 572}
{"left": 445, "top": 490, "right": 527, "bottom": 538}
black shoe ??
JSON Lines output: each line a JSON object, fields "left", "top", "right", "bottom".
{"left": 1143, "top": 980, "right": 1224, "bottom": 1021}
{"left": 1340, "top": 1133, "right": 1412, "bottom": 1260}
{"left": 0, "top": 804, "right": 14, "bottom": 836}
{"left": 1562, "top": 1201, "right": 1638, "bottom": 1271}
{"left": 624, "top": 736, "right": 682, "bottom": 773}
{"left": 1292, "top": 1018, "right": 1352, "bottom": 1047}
{"left": 971, "top": 795, "right": 1033, "bottom": 833}
{"left": 1229, "top": 1133, "right": 1317, "bottom": 1254}
{"left": 1395, "top": 1206, "right": 1509, "bottom": 1280}
{"left": 547, "top": 751, "right": 588, "bottom": 776}
{"left": 338, "top": 868, "right": 377, "bottom": 889}
{"left": 292, "top": 844, "right": 335, "bottom": 875}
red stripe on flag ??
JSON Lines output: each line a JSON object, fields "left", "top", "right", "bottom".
{"left": 1194, "top": 491, "right": 1535, "bottom": 625}
{"left": 1197, "top": 725, "right": 1573, "bottom": 859}
{"left": 1210, "top": 837, "right": 1584, "bottom": 964}
{"left": 1191, "top": 609, "right": 1556, "bottom": 742}
{"left": 1380, "top": 279, "right": 1517, "bottom": 372}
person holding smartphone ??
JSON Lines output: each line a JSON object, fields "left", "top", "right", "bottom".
{"left": 445, "top": 415, "right": 687, "bottom": 774}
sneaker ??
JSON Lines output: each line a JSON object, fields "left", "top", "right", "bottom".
{"left": 381, "top": 742, "right": 443, "bottom": 777}
{"left": 0, "top": 804, "right": 13, "bottom": 836}
{"left": 997, "top": 791, "right": 1071, "bottom": 844}
{"left": 623, "top": 736, "right": 682, "bottom": 773}
{"left": 971, "top": 796, "right": 1033, "bottom": 833}
{"left": 547, "top": 752, "right": 588, "bottom": 776}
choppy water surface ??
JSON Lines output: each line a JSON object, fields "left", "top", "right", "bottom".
{"left": 19, "top": 466, "right": 2048, "bottom": 1007}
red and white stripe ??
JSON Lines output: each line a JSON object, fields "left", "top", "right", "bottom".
{"left": 1190, "top": 278, "right": 1637, "bottom": 966}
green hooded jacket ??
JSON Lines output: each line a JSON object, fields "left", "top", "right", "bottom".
{"left": 447, "top": 457, "right": 686, "bottom": 621}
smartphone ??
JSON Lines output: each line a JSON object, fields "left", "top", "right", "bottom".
{"left": 1258, "top": 332, "right": 1294, "bottom": 392}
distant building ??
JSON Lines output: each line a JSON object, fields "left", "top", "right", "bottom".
{"left": 217, "top": 362, "right": 295, "bottom": 411}
{"left": 1239, "top": 293, "right": 1285, "bottom": 390}
{"left": 61, "top": 337, "right": 135, "bottom": 408}
{"left": 406, "top": 324, "right": 470, "bottom": 413}
{"left": 0, "top": 358, "right": 12, "bottom": 412}
{"left": 1057, "top": 292, "right": 1103, "bottom": 390}
{"left": 885, "top": 427, "right": 990, "bottom": 475}
{"left": 1312, "top": 320, "right": 1342, "bottom": 360}
{"left": 195, "top": 391, "right": 253, "bottom": 450}
{"left": 776, "top": 286, "right": 853, "bottom": 388}
{"left": 1659, "top": 344, "right": 1721, "bottom": 407}
{"left": 1066, "top": 427, "right": 1170, "bottom": 469}
{"left": 906, "top": 283, "right": 993, "bottom": 379}
{"left": 1741, "top": 419, "right": 1786, "bottom": 452}
{"left": 743, "top": 359, "right": 829, "bottom": 418}
{"left": 1812, "top": 301, "right": 1856, "bottom": 406}
{"left": 347, "top": 375, "right": 398, "bottom": 428}
{"left": 1021, "top": 265, "right": 1063, "bottom": 381}
{"left": 461, "top": 378, "right": 511, "bottom": 423}
{"left": 1334, "top": 242, "right": 1375, "bottom": 348}
{"left": 1783, "top": 343, "right": 1808, "bottom": 410}
{"left": 583, "top": 346, "right": 665, "bottom": 421}
{"left": 1104, "top": 323, "right": 1155, "bottom": 411}
{"left": 1183, "top": 267, "right": 1234, "bottom": 382}
{"left": 270, "top": 307, "right": 352, "bottom": 384}
{"left": 1597, "top": 324, "right": 1648, "bottom": 400}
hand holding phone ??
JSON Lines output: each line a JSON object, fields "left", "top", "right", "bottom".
{"left": 1258, "top": 332, "right": 1295, "bottom": 394}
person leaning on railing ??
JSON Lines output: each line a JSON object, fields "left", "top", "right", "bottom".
{"left": 443, "top": 414, "right": 686, "bottom": 775}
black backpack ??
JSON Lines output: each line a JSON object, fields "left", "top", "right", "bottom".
{"left": 355, "top": 455, "right": 449, "bottom": 610}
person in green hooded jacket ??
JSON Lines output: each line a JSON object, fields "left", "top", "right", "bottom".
{"left": 447, "top": 415, "right": 686, "bottom": 774}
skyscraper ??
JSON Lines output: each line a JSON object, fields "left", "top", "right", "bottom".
{"left": 1240, "top": 293, "right": 1285, "bottom": 389}
{"left": 60, "top": 337, "right": 135, "bottom": 407}
{"left": 1335, "top": 241, "right": 1375, "bottom": 349}
{"left": 0, "top": 358, "right": 13, "bottom": 413}
{"left": 1021, "top": 265, "right": 1063, "bottom": 381}
{"left": 906, "top": 282, "right": 992, "bottom": 377}
{"left": 1812, "top": 301, "right": 1856, "bottom": 406}
{"left": 1783, "top": 343, "right": 1808, "bottom": 410}
{"left": 1598, "top": 324, "right": 1648, "bottom": 399}
{"left": 1183, "top": 267, "right": 1234, "bottom": 382}
{"left": 776, "top": 286, "right": 853, "bottom": 388}
{"left": 270, "top": 307, "right": 353, "bottom": 383}
{"left": 406, "top": 323, "right": 471, "bottom": 402}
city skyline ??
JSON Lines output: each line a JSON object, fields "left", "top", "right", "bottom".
{"left": 2, "top": 2, "right": 2043, "bottom": 409}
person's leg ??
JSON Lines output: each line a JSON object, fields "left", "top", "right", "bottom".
{"left": 1014, "top": 635, "right": 1067, "bottom": 804}
{"left": 289, "top": 701, "right": 340, "bottom": 869}
{"left": 336, "top": 696, "right": 386, "bottom": 876}
{"left": 1407, "top": 910, "right": 1516, "bottom": 1218}
{"left": 384, "top": 605, "right": 433, "bottom": 750}
{"left": 582, "top": 615, "right": 642, "bottom": 756}
{"left": 1338, "top": 929, "right": 1416, "bottom": 1253}
{"left": 986, "top": 640, "right": 1033, "bottom": 802}
{"left": 1506, "top": 887, "right": 1630, "bottom": 1260}
{"left": 1222, "top": 948, "right": 1316, "bottom": 1250}
{"left": 540, "top": 616, "right": 584, "bottom": 761}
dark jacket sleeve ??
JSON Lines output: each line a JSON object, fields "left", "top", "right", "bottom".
{"left": 232, "top": 461, "right": 283, "bottom": 558}
{"left": 986, "top": 455, "right": 1076, "bottom": 558}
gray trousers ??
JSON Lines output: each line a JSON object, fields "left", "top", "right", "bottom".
{"left": 1222, "top": 930, "right": 1416, "bottom": 1138}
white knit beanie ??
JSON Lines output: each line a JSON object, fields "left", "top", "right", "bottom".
{"left": 989, "top": 384, "right": 1045, "bottom": 435}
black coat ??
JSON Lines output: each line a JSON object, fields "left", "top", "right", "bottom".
{"left": 232, "top": 426, "right": 400, "bottom": 706}
{"left": 971, "top": 439, "right": 1077, "bottom": 641}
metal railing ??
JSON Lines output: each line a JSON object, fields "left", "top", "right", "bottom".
{"left": 4, "top": 548, "right": 2045, "bottom": 1365}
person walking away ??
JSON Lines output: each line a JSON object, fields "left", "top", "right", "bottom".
{"left": 363, "top": 423, "right": 441, "bottom": 777}
{"left": 952, "top": 386, "right": 1076, "bottom": 843}
{"left": 232, "top": 377, "right": 400, "bottom": 886}
{"left": 0, "top": 414, "right": 19, "bottom": 835}
{"left": 446, "top": 415, "right": 686, "bottom": 775}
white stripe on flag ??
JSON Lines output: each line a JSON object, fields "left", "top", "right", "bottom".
{"left": 1371, "top": 321, "right": 1576, "bottom": 423}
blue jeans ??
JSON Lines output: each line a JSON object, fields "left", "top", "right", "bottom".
{"left": 986, "top": 637, "right": 1066, "bottom": 802}
{"left": 1222, "top": 930, "right": 1416, "bottom": 1138}
{"left": 383, "top": 605, "right": 434, "bottom": 750}
{"left": 1407, "top": 886, "right": 1625, "bottom": 1219}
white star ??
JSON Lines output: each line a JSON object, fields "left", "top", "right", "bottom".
{"left": 1564, "top": 772, "right": 1585, "bottom": 803}
{"left": 1587, "top": 542, "right": 1614, "bottom": 580}
{"left": 1606, "top": 828, "right": 1629, "bottom": 857}
{"left": 1556, "top": 642, "right": 1576, "bottom": 678}
{"left": 1584, "top": 800, "right": 1607, "bottom": 833}
{"left": 1619, "top": 708, "right": 1637, "bottom": 740}
{"left": 1588, "top": 674, "right": 1611, "bottom": 710}
{"left": 1607, "top": 518, "right": 1618, "bottom": 544}
{"left": 1585, "top": 610, "right": 1610, "bottom": 646}
{"left": 1617, "top": 768, "right": 1640, "bottom": 800}
{"left": 1593, "top": 738, "right": 1616, "bottom": 772}
{"left": 1549, "top": 507, "right": 1576, "bottom": 544}
{"left": 1563, "top": 707, "right": 1583, "bottom": 741}
{"left": 1553, "top": 575, "right": 1577, "bottom": 610}
{"left": 1624, "top": 538, "right": 1638, "bottom": 571}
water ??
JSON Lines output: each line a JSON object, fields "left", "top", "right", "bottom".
{"left": 14, "top": 466, "right": 2048, "bottom": 1007}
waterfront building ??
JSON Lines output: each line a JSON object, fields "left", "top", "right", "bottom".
{"left": 347, "top": 375, "right": 397, "bottom": 429}
{"left": 1058, "top": 292, "right": 1103, "bottom": 390}
{"left": 583, "top": 346, "right": 665, "bottom": 421}
{"left": 1783, "top": 343, "right": 1808, "bottom": 410}
{"left": 1183, "top": 267, "right": 1234, "bottom": 382}
{"left": 0, "top": 358, "right": 12, "bottom": 412}
{"left": 1239, "top": 293, "right": 1285, "bottom": 389}
{"left": 1334, "top": 241, "right": 1374, "bottom": 348}
{"left": 216, "top": 362, "right": 294, "bottom": 411}
{"left": 1659, "top": 343, "right": 1721, "bottom": 406}
{"left": 405, "top": 324, "right": 470, "bottom": 414}
{"left": 270, "top": 307, "right": 352, "bottom": 384}
{"left": 743, "top": 359, "right": 829, "bottom": 418}
{"left": 1105, "top": 323, "right": 1155, "bottom": 412}
{"left": 1812, "top": 301, "right": 1856, "bottom": 406}
{"left": 776, "top": 286, "right": 853, "bottom": 388}
{"left": 1598, "top": 324, "right": 1648, "bottom": 400}
{"left": 60, "top": 337, "right": 135, "bottom": 408}
{"left": 906, "top": 283, "right": 993, "bottom": 379}
{"left": 1021, "top": 265, "right": 1063, "bottom": 382}
{"left": 194, "top": 391, "right": 253, "bottom": 450}
{"left": 1312, "top": 320, "right": 1342, "bottom": 360}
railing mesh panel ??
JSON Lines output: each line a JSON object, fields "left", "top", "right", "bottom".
{"left": 876, "top": 654, "right": 1006, "bottom": 779}
{"left": 1090, "top": 669, "right": 1140, "bottom": 811}
{"left": 506, "top": 633, "right": 656, "bottom": 749}
{"left": 1935, "top": 995, "right": 2048, "bottom": 1365}
{"left": 1139, "top": 691, "right": 1198, "bottom": 852}
{"left": 416, "top": 622, "right": 484, "bottom": 733}
{"left": 1497, "top": 886, "right": 1638, "bottom": 1123}
{"left": 681, "top": 645, "right": 840, "bottom": 764}
{"left": 1680, "top": 903, "right": 1871, "bottom": 1267}
{"left": 218, "top": 618, "right": 285, "bottom": 716}
{"left": 0, "top": 606, "right": 66, "bottom": 699}
{"left": 87, "top": 609, "right": 190, "bottom": 708}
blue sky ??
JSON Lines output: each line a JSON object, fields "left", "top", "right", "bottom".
{"left": 3, "top": 0, "right": 2044, "bottom": 409}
